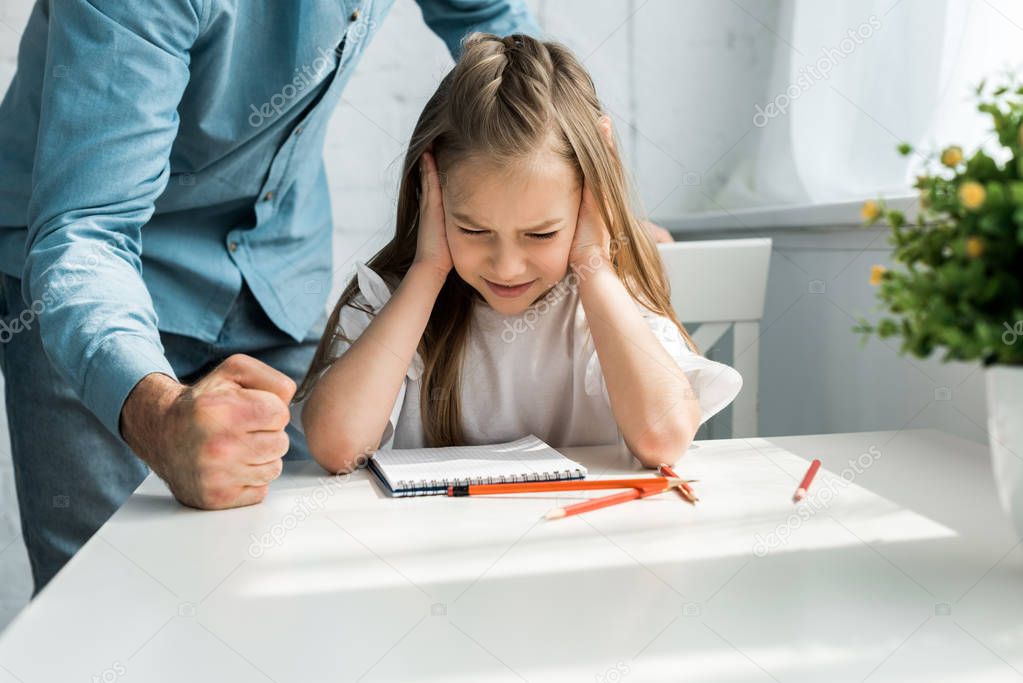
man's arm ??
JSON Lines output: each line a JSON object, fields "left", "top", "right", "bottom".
{"left": 24, "top": 0, "right": 202, "bottom": 436}
{"left": 414, "top": 0, "right": 543, "bottom": 58}
{"left": 24, "top": 0, "right": 292, "bottom": 509}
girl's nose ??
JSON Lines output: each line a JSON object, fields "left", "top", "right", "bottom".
{"left": 490, "top": 248, "right": 529, "bottom": 282}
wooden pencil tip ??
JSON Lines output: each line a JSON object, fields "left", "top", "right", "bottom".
{"left": 793, "top": 488, "right": 806, "bottom": 503}
{"left": 544, "top": 508, "right": 566, "bottom": 520}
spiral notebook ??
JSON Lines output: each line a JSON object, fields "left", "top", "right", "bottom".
{"left": 368, "top": 435, "right": 588, "bottom": 497}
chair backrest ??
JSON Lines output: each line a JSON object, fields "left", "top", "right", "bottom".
{"left": 656, "top": 238, "right": 772, "bottom": 325}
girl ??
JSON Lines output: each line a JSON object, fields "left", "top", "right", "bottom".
{"left": 294, "top": 33, "right": 743, "bottom": 474}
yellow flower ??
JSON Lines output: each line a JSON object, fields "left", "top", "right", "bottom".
{"left": 869, "top": 264, "right": 887, "bottom": 286}
{"left": 941, "top": 146, "right": 963, "bottom": 167}
{"left": 966, "top": 236, "right": 985, "bottom": 258}
{"left": 861, "top": 200, "right": 881, "bottom": 221}
{"left": 958, "top": 181, "right": 986, "bottom": 210}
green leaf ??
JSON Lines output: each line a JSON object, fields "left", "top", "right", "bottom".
{"left": 1009, "top": 181, "right": 1023, "bottom": 204}
{"left": 966, "top": 150, "right": 999, "bottom": 180}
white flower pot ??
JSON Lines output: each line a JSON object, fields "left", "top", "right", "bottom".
{"left": 985, "top": 365, "right": 1023, "bottom": 537}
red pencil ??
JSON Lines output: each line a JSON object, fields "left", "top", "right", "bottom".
{"left": 793, "top": 459, "right": 821, "bottom": 502}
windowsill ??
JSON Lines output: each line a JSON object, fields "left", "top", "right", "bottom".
{"left": 658, "top": 194, "right": 919, "bottom": 235}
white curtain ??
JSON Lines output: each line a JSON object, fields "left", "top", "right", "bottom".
{"left": 715, "top": 0, "right": 1023, "bottom": 209}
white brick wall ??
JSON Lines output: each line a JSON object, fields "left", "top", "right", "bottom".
{"left": 0, "top": 0, "right": 774, "bottom": 631}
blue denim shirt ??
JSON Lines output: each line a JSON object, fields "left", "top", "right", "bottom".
{"left": 0, "top": 0, "right": 540, "bottom": 438}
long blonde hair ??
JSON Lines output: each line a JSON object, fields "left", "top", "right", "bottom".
{"left": 297, "top": 32, "right": 698, "bottom": 446}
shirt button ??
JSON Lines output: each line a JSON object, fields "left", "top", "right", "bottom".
{"left": 350, "top": 8, "right": 360, "bottom": 21}
{"left": 294, "top": 126, "right": 303, "bottom": 137}
{"left": 263, "top": 191, "right": 274, "bottom": 201}
{"left": 228, "top": 240, "right": 239, "bottom": 252}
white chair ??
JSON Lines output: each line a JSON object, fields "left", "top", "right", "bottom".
{"left": 656, "top": 238, "right": 772, "bottom": 438}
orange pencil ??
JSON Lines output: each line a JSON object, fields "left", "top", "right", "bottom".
{"left": 544, "top": 481, "right": 679, "bottom": 520}
{"left": 545, "top": 466, "right": 700, "bottom": 520}
{"left": 446, "top": 477, "right": 685, "bottom": 497}
{"left": 658, "top": 463, "right": 699, "bottom": 503}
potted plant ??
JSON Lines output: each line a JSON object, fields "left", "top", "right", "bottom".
{"left": 855, "top": 78, "right": 1023, "bottom": 536}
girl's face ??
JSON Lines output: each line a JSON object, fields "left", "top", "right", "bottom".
{"left": 442, "top": 150, "right": 581, "bottom": 315}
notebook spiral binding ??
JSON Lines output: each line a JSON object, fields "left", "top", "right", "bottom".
{"left": 393, "top": 467, "right": 586, "bottom": 497}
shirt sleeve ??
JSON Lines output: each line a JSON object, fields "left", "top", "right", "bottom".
{"left": 290, "top": 262, "right": 425, "bottom": 448}
{"left": 22, "top": 0, "right": 205, "bottom": 439}
{"left": 414, "top": 0, "right": 543, "bottom": 59}
{"left": 583, "top": 310, "right": 744, "bottom": 427}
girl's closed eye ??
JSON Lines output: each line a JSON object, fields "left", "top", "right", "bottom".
{"left": 457, "top": 227, "right": 560, "bottom": 240}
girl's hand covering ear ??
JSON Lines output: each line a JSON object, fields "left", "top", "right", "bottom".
{"left": 569, "top": 180, "right": 614, "bottom": 272}
{"left": 412, "top": 150, "right": 453, "bottom": 281}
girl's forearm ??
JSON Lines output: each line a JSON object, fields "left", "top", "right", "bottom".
{"left": 575, "top": 258, "right": 700, "bottom": 467}
{"left": 303, "top": 264, "right": 447, "bottom": 472}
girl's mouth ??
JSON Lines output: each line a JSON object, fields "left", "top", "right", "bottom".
{"left": 484, "top": 278, "right": 536, "bottom": 298}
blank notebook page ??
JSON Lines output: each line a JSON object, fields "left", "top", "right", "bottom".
{"left": 368, "top": 435, "right": 589, "bottom": 497}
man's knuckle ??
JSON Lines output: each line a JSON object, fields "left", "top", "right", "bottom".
{"left": 221, "top": 354, "right": 248, "bottom": 372}
{"left": 267, "top": 459, "right": 284, "bottom": 481}
{"left": 270, "top": 400, "right": 290, "bottom": 427}
{"left": 253, "top": 395, "right": 287, "bottom": 427}
{"left": 250, "top": 397, "right": 277, "bottom": 426}
{"left": 202, "top": 435, "right": 234, "bottom": 461}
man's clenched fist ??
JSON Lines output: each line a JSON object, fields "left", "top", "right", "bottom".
{"left": 120, "top": 354, "right": 297, "bottom": 509}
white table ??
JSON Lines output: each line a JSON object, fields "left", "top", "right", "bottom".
{"left": 0, "top": 429, "right": 1020, "bottom": 682}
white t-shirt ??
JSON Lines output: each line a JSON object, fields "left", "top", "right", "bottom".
{"left": 293, "top": 262, "right": 743, "bottom": 452}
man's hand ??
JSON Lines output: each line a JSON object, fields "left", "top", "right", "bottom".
{"left": 120, "top": 354, "right": 297, "bottom": 509}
